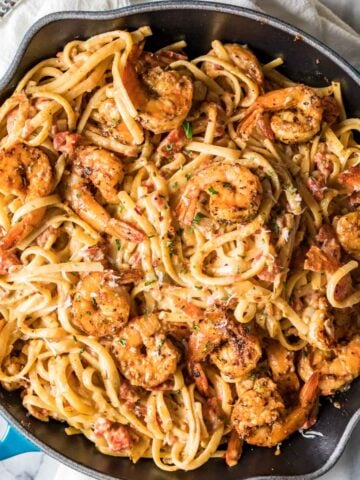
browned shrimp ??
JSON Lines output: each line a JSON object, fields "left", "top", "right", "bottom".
{"left": 123, "top": 51, "right": 193, "bottom": 134}
{"left": 225, "top": 429, "right": 243, "bottom": 467}
{"left": 0, "top": 143, "right": 53, "bottom": 250}
{"left": 111, "top": 313, "right": 180, "bottom": 389}
{"left": 266, "top": 340, "right": 300, "bottom": 394}
{"left": 298, "top": 336, "right": 360, "bottom": 395}
{"left": 72, "top": 271, "right": 138, "bottom": 337}
{"left": 238, "top": 85, "right": 323, "bottom": 143}
{"left": 231, "top": 372, "right": 319, "bottom": 447}
{"left": 67, "top": 146, "right": 144, "bottom": 243}
{"left": 188, "top": 309, "right": 262, "bottom": 385}
{"left": 97, "top": 99, "right": 135, "bottom": 145}
{"left": 176, "top": 161, "right": 262, "bottom": 225}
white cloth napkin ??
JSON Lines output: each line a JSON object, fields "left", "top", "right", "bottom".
{"left": 0, "top": 0, "right": 359, "bottom": 81}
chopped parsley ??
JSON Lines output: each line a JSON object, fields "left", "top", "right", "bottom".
{"left": 223, "top": 182, "right": 232, "bottom": 189}
{"left": 185, "top": 173, "right": 192, "bottom": 181}
{"left": 193, "top": 211, "right": 207, "bottom": 225}
{"left": 145, "top": 279, "right": 156, "bottom": 286}
{"left": 72, "top": 335, "right": 78, "bottom": 342}
{"left": 182, "top": 120, "right": 193, "bottom": 139}
{"left": 166, "top": 142, "right": 173, "bottom": 152}
{"left": 208, "top": 186, "right": 218, "bottom": 195}
{"left": 115, "top": 239, "right": 122, "bottom": 251}
{"left": 118, "top": 338, "right": 127, "bottom": 346}
{"left": 167, "top": 240, "right": 176, "bottom": 256}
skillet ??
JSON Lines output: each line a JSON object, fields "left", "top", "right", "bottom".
{"left": 0, "top": 2, "right": 359, "bottom": 479}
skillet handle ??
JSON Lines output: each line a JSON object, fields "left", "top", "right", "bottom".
{"left": 0, "top": 416, "right": 39, "bottom": 460}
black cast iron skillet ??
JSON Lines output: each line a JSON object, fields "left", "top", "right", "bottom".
{"left": 0, "top": 2, "right": 359, "bottom": 479}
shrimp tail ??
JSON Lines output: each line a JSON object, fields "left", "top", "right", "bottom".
{"left": 189, "top": 362, "right": 210, "bottom": 396}
{"left": 225, "top": 430, "right": 243, "bottom": 467}
{"left": 238, "top": 108, "right": 263, "bottom": 139}
{"left": 106, "top": 218, "right": 145, "bottom": 243}
{"left": 0, "top": 208, "right": 45, "bottom": 250}
{"left": 299, "top": 371, "right": 320, "bottom": 408}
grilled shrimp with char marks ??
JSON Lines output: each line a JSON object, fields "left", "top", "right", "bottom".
{"left": 231, "top": 372, "right": 319, "bottom": 447}
{"left": 123, "top": 48, "right": 193, "bottom": 134}
{"left": 67, "top": 146, "right": 144, "bottom": 243}
{"left": 0, "top": 143, "right": 53, "bottom": 250}
{"left": 72, "top": 270, "right": 139, "bottom": 337}
{"left": 111, "top": 313, "right": 180, "bottom": 389}
{"left": 298, "top": 335, "right": 360, "bottom": 395}
{"left": 238, "top": 85, "right": 323, "bottom": 144}
{"left": 176, "top": 161, "right": 262, "bottom": 226}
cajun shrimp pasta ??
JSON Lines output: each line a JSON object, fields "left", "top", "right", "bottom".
{"left": 0, "top": 27, "right": 359, "bottom": 470}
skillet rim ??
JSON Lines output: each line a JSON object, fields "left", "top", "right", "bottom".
{"left": 0, "top": 2, "right": 359, "bottom": 479}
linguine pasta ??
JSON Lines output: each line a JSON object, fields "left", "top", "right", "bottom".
{"left": 0, "top": 26, "right": 359, "bottom": 470}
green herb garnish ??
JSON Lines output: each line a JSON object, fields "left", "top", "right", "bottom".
{"left": 182, "top": 120, "right": 193, "bottom": 139}
{"left": 193, "top": 211, "right": 207, "bottom": 225}
{"left": 208, "top": 186, "right": 218, "bottom": 195}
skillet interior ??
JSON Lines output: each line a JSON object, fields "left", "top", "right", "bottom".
{"left": 0, "top": 2, "right": 359, "bottom": 479}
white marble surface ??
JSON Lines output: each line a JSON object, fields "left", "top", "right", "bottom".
{"left": 0, "top": 0, "right": 359, "bottom": 479}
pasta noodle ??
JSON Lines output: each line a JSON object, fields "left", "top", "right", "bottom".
{"left": 0, "top": 27, "right": 359, "bottom": 471}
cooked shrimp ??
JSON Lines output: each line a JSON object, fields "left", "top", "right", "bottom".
{"left": 0, "top": 143, "right": 53, "bottom": 250}
{"left": 203, "top": 43, "right": 264, "bottom": 89}
{"left": 298, "top": 336, "right": 360, "bottom": 395}
{"left": 225, "top": 429, "right": 243, "bottom": 467}
{"left": 335, "top": 212, "right": 360, "bottom": 260}
{"left": 238, "top": 85, "right": 323, "bottom": 143}
{"left": 111, "top": 313, "right": 180, "bottom": 389}
{"left": 231, "top": 372, "right": 319, "bottom": 447}
{"left": 72, "top": 271, "right": 137, "bottom": 337}
{"left": 123, "top": 60, "right": 193, "bottom": 134}
{"left": 266, "top": 340, "right": 300, "bottom": 394}
{"left": 97, "top": 99, "right": 134, "bottom": 145}
{"left": 188, "top": 309, "right": 262, "bottom": 383}
{"left": 177, "top": 162, "right": 262, "bottom": 225}
{"left": 67, "top": 147, "right": 144, "bottom": 243}
{"left": 74, "top": 146, "right": 125, "bottom": 203}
